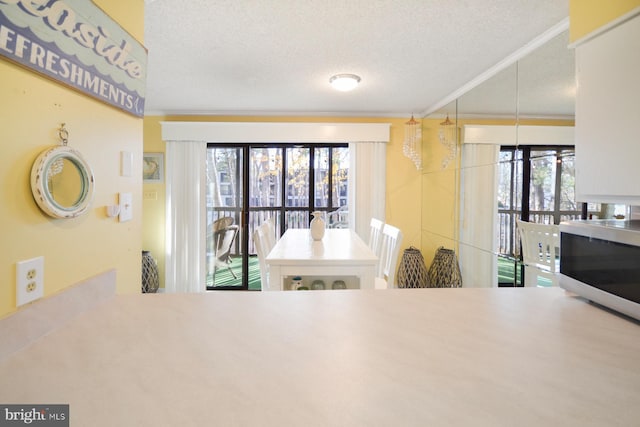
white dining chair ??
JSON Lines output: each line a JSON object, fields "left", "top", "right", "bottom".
{"left": 516, "top": 220, "right": 560, "bottom": 287}
{"left": 262, "top": 218, "right": 278, "bottom": 252}
{"left": 368, "top": 218, "right": 385, "bottom": 257}
{"left": 374, "top": 224, "right": 403, "bottom": 289}
{"left": 253, "top": 225, "right": 272, "bottom": 290}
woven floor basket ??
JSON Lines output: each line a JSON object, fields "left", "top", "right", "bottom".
{"left": 142, "top": 251, "right": 160, "bottom": 293}
{"left": 427, "top": 247, "right": 462, "bottom": 288}
{"left": 397, "top": 246, "right": 431, "bottom": 288}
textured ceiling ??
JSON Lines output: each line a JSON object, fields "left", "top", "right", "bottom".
{"left": 144, "top": 0, "right": 571, "bottom": 117}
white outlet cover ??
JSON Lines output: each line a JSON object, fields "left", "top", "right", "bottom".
{"left": 16, "top": 256, "right": 44, "bottom": 306}
{"left": 119, "top": 192, "right": 133, "bottom": 222}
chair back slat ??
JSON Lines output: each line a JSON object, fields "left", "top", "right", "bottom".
{"left": 262, "top": 219, "right": 278, "bottom": 252}
{"left": 368, "top": 218, "right": 385, "bottom": 257}
{"left": 517, "top": 220, "right": 560, "bottom": 272}
{"left": 253, "top": 225, "right": 271, "bottom": 290}
{"left": 377, "top": 224, "right": 403, "bottom": 288}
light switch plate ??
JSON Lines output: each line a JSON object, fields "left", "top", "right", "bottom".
{"left": 119, "top": 192, "right": 133, "bottom": 222}
{"left": 16, "top": 256, "right": 44, "bottom": 306}
{"left": 121, "top": 151, "right": 133, "bottom": 177}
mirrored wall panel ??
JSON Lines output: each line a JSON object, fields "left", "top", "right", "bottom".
{"left": 420, "top": 29, "right": 575, "bottom": 288}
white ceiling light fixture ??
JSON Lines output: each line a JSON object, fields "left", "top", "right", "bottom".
{"left": 329, "top": 74, "right": 361, "bottom": 91}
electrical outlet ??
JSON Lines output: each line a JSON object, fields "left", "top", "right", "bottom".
{"left": 143, "top": 190, "right": 157, "bottom": 200}
{"left": 16, "top": 256, "right": 44, "bottom": 306}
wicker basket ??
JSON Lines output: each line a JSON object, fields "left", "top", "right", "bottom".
{"left": 427, "top": 247, "right": 462, "bottom": 288}
{"left": 142, "top": 250, "right": 160, "bottom": 293}
{"left": 397, "top": 246, "right": 430, "bottom": 288}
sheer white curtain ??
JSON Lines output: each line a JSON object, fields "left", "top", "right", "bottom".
{"left": 348, "top": 142, "right": 386, "bottom": 241}
{"left": 165, "top": 140, "right": 207, "bottom": 293}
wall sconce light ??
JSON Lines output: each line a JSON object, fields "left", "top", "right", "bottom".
{"left": 329, "top": 74, "right": 361, "bottom": 91}
{"left": 403, "top": 115, "right": 422, "bottom": 170}
{"left": 439, "top": 114, "right": 457, "bottom": 169}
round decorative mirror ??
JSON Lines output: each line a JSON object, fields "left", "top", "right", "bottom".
{"left": 30, "top": 127, "right": 95, "bottom": 219}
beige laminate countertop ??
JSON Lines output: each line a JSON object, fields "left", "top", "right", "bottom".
{"left": 1, "top": 287, "right": 639, "bottom": 426}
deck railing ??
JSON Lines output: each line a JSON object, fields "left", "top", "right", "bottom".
{"left": 213, "top": 207, "right": 582, "bottom": 259}
{"left": 208, "top": 207, "right": 347, "bottom": 256}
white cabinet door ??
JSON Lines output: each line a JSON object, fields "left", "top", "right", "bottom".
{"left": 575, "top": 13, "right": 640, "bottom": 204}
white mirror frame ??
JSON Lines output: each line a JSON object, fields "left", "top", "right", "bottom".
{"left": 31, "top": 146, "right": 95, "bottom": 219}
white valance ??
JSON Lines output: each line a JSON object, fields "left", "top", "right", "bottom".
{"left": 160, "top": 121, "right": 390, "bottom": 143}
{"left": 462, "top": 125, "right": 574, "bottom": 146}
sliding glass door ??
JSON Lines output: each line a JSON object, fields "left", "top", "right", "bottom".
{"left": 206, "top": 143, "right": 348, "bottom": 290}
{"left": 206, "top": 146, "right": 245, "bottom": 290}
{"left": 497, "top": 146, "right": 583, "bottom": 286}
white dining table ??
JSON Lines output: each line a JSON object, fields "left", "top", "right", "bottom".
{"left": 265, "top": 228, "right": 378, "bottom": 290}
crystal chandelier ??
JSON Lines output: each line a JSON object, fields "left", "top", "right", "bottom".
{"left": 438, "top": 114, "right": 457, "bottom": 168}
{"left": 403, "top": 115, "right": 422, "bottom": 170}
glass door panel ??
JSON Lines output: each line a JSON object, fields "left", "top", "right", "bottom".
{"left": 285, "top": 147, "right": 310, "bottom": 208}
{"left": 248, "top": 147, "right": 283, "bottom": 290}
{"left": 285, "top": 146, "right": 311, "bottom": 229}
{"left": 206, "top": 147, "right": 244, "bottom": 289}
{"left": 332, "top": 147, "right": 349, "bottom": 208}
{"left": 529, "top": 150, "right": 557, "bottom": 223}
{"left": 497, "top": 149, "right": 522, "bottom": 258}
{"left": 559, "top": 150, "right": 576, "bottom": 211}
{"left": 314, "top": 147, "right": 329, "bottom": 208}
{"left": 250, "top": 147, "right": 282, "bottom": 209}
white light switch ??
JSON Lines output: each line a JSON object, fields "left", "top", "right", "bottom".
{"left": 119, "top": 192, "right": 133, "bottom": 222}
{"left": 121, "top": 151, "right": 133, "bottom": 177}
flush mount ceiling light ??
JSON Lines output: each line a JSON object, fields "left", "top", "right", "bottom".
{"left": 329, "top": 74, "right": 361, "bottom": 91}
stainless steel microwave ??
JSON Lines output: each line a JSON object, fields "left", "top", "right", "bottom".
{"left": 560, "top": 220, "right": 640, "bottom": 321}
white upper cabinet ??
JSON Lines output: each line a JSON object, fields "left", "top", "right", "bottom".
{"left": 574, "top": 11, "right": 640, "bottom": 204}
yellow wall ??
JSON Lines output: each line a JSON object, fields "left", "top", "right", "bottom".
{"left": 141, "top": 118, "right": 166, "bottom": 286}
{"left": 0, "top": 0, "right": 144, "bottom": 318}
{"left": 143, "top": 115, "right": 421, "bottom": 288}
{"left": 569, "top": 0, "right": 640, "bottom": 42}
